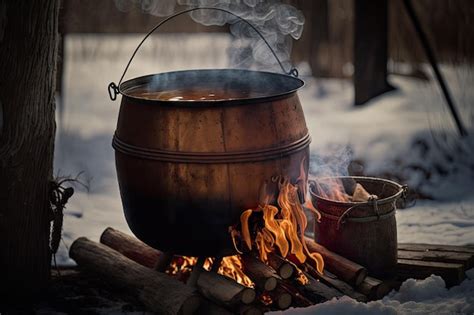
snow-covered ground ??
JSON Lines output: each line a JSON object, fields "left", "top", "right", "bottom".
{"left": 55, "top": 34, "right": 474, "bottom": 313}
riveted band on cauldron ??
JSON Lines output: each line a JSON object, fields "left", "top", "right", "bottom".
{"left": 112, "top": 132, "right": 311, "bottom": 164}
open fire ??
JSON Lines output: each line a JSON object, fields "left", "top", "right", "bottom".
{"left": 166, "top": 160, "right": 324, "bottom": 290}
{"left": 73, "top": 173, "right": 408, "bottom": 314}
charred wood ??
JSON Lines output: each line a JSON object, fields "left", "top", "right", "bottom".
{"left": 266, "top": 253, "right": 296, "bottom": 280}
{"left": 305, "top": 264, "right": 367, "bottom": 302}
{"left": 305, "top": 237, "right": 368, "bottom": 286}
{"left": 298, "top": 272, "right": 343, "bottom": 303}
{"left": 197, "top": 271, "right": 256, "bottom": 307}
{"left": 242, "top": 254, "right": 280, "bottom": 291}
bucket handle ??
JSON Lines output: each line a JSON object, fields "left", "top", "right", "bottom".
{"left": 108, "top": 7, "right": 299, "bottom": 101}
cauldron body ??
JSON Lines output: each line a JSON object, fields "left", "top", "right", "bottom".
{"left": 113, "top": 69, "right": 309, "bottom": 256}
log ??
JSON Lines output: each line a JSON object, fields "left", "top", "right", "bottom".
{"left": 305, "top": 264, "right": 367, "bottom": 302}
{"left": 198, "top": 299, "right": 233, "bottom": 315}
{"left": 197, "top": 271, "right": 256, "bottom": 307}
{"left": 100, "top": 227, "right": 160, "bottom": 269}
{"left": 100, "top": 228, "right": 256, "bottom": 309}
{"left": 356, "top": 276, "right": 391, "bottom": 300}
{"left": 305, "top": 237, "right": 368, "bottom": 286}
{"left": 266, "top": 253, "right": 296, "bottom": 280}
{"left": 398, "top": 249, "right": 474, "bottom": 269}
{"left": 298, "top": 272, "right": 343, "bottom": 303}
{"left": 155, "top": 252, "right": 175, "bottom": 272}
{"left": 70, "top": 237, "right": 200, "bottom": 315}
{"left": 278, "top": 281, "right": 312, "bottom": 308}
{"left": 269, "top": 286, "right": 292, "bottom": 310}
{"left": 397, "top": 259, "right": 465, "bottom": 287}
{"left": 241, "top": 254, "right": 280, "bottom": 291}
{"left": 239, "top": 304, "right": 264, "bottom": 315}
{"left": 398, "top": 243, "right": 474, "bottom": 255}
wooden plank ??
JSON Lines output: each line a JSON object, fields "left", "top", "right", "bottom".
{"left": 397, "top": 259, "right": 465, "bottom": 287}
{"left": 398, "top": 250, "right": 474, "bottom": 269}
{"left": 398, "top": 243, "right": 474, "bottom": 254}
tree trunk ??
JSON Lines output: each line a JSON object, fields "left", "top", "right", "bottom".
{"left": 353, "top": 0, "right": 394, "bottom": 105}
{"left": 0, "top": 0, "right": 59, "bottom": 297}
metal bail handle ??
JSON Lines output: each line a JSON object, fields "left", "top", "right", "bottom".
{"left": 108, "top": 7, "right": 299, "bottom": 101}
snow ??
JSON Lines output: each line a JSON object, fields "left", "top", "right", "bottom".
{"left": 272, "top": 270, "right": 474, "bottom": 315}
{"left": 55, "top": 34, "right": 474, "bottom": 312}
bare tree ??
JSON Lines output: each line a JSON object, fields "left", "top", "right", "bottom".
{"left": 0, "top": 0, "right": 60, "bottom": 297}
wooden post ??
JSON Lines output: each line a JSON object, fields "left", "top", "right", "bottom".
{"left": 353, "top": 0, "right": 394, "bottom": 105}
{"left": 0, "top": 0, "right": 60, "bottom": 297}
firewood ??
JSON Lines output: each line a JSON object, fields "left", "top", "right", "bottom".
{"left": 278, "top": 281, "right": 312, "bottom": 307}
{"left": 241, "top": 254, "right": 280, "bottom": 291}
{"left": 298, "top": 272, "right": 343, "bottom": 303}
{"left": 198, "top": 299, "right": 233, "bottom": 315}
{"left": 397, "top": 259, "right": 465, "bottom": 287}
{"left": 69, "top": 237, "right": 200, "bottom": 315}
{"left": 155, "top": 252, "right": 175, "bottom": 272}
{"left": 398, "top": 249, "right": 474, "bottom": 269}
{"left": 100, "top": 227, "right": 160, "bottom": 269}
{"left": 268, "top": 286, "right": 293, "bottom": 310}
{"left": 239, "top": 304, "right": 264, "bottom": 315}
{"left": 197, "top": 271, "right": 256, "bottom": 307}
{"left": 305, "top": 264, "right": 367, "bottom": 302}
{"left": 356, "top": 276, "right": 391, "bottom": 300}
{"left": 304, "top": 237, "right": 368, "bottom": 286}
{"left": 266, "top": 253, "right": 296, "bottom": 280}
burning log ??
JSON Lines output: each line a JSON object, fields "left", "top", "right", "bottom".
{"left": 356, "top": 276, "right": 391, "bottom": 300}
{"left": 241, "top": 254, "right": 280, "bottom": 291}
{"left": 69, "top": 237, "right": 201, "bottom": 315}
{"left": 304, "top": 237, "right": 368, "bottom": 286}
{"left": 266, "top": 253, "right": 296, "bottom": 280}
{"left": 197, "top": 270, "right": 256, "bottom": 307}
{"left": 305, "top": 264, "right": 367, "bottom": 302}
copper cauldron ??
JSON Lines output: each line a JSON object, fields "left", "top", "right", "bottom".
{"left": 108, "top": 8, "right": 309, "bottom": 256}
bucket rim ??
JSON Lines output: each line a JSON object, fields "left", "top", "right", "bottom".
{"left": 309, "top": 175, "right": 405, "bottom": 206}
{"left": 118, "top": 68, "right": 305, "bottom": 106}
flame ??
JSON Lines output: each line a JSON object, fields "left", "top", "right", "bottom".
{"left": 169, "top": 158, "right": 325, "bottom": 288}
{"left": 314, "top": 177, "right": 351, "bottom": 202}
{"left": 232, "top": 167, "right": 325, "bottom": 278}
{"left": 167, "top": 255, "right": 254, "bottom": 288}
{"left": 218, "top": 256, "right": 254, "bottom": 288}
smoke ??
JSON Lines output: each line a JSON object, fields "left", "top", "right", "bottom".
{"left": 113, "top": 0, "right": 304, "bottom": 72}
{"left": 309, "top": 144, "right": 354, "bottom": 178}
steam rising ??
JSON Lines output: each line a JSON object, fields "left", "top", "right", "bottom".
{"left": 114, "top": 0, "right": 304, "bottom": 72}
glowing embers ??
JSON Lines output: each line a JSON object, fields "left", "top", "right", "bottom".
{"left": 230, "top": 176, "right": 324, "bottom": 280}
{"left": 167, "top": 255, "right": 254, "bottom": 288}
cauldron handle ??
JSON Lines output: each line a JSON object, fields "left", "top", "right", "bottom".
{"left": 108, "top": 7, "right": 299, "bottom": 101}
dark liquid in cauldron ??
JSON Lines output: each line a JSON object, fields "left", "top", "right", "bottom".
{"left": 128, "top": 88, "right": 268, "bottom": 101}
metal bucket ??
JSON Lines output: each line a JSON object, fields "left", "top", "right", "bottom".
{"left": 108, "top": 8, "right": 309, "bottom": 257}
{"left": 309, "top": 176, "right": 407, "bottom": 278}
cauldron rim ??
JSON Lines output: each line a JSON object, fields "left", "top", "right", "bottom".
{"left": 118, "top": 68, "right": 305, "bottom": 107}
